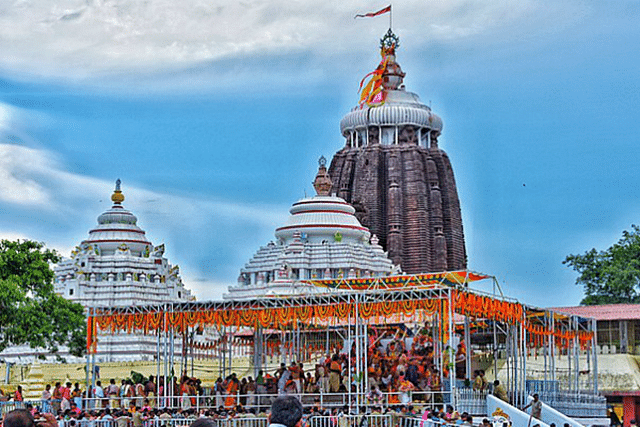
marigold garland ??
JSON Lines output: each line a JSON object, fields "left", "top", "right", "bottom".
{"left": 88, "top": 287, "right": 593, "bottom": 355}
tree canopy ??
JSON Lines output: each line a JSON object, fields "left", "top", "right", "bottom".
{"left": 0, "top": 239, "right": 86, "bottom": 358}
{"left": 564, "top": 225, "right": 640, "bottom": 305}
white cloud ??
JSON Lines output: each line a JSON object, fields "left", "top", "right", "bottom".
{"left": 0, "top": 139, "right": 283, "bottom": 223}
{"left": 0, "top": 0, "right": 587, "bottom": 85}
{"left": 0, "top": 144, "right": 56, "bottom": 206}
{"left": 0, "top": 231, "right": 32, "bottom": 241}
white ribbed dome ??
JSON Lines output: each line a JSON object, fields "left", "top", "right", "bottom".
{"left": 83, "top": 183, "right": 151, "bottom": 256}
{"left": 340, "top": 89, "right": 443, "bottom": 135}
{"left": 229, "top": 163, "right": 397, "bottom": 297}
{"left": 275, "top": 195, "right": 370, "bottom": 244}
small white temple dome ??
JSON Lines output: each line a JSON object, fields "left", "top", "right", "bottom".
{"left": 83, "top": 179, "right": 151, "bottom": 256}
{"left": 226, "top": 159, "right": 397, "bottom": 300}
{"left": 275, "top": 195, "right": 370, "bottom": 245}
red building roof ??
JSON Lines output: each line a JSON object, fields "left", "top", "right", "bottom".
{"left": 552, "top": 304, "right": 640, "bottom": 321}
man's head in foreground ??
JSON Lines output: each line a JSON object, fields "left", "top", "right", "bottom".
{"left": 3, "top": 410, "right": 56, "bottom": 427}
{"left": 270, "top": 396, "right": 303, "bottom": 427}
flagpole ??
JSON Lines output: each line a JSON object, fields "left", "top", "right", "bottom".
{"left": 390, "top": 5, "right": 393, "bottom": 30}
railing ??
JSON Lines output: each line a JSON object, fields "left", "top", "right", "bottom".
{"left": 0, "top": 391, "right": 451, "bottom": 412}
{"left": 447, "top": 388, "right": 606, "bottom": 418}
{"left": 454, "top": 389, "right": 488, "bottom": 416}
{"left": 534, "top": 392, "right": 607, "bottom": 418}
{"left": 54, "top": 415, "right": 454, "bottom": 427}
{"left": 0, "top": 401, "right": 24, "bottom": 415}
{"left": 0, "top": 389, "right": 606, "bottom": 420}
{"left": 0, "top": 391, "right": 453, "bottom": 416}
{"left": 0, "top": 399, "right": 62, "bottom": 416}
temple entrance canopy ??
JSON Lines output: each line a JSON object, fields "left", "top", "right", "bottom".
{"left": 86, "top": 271, "right": 599, "bottom": 412}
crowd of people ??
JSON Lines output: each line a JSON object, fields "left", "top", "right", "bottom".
{"left": 252, "top": 328, "right": 508, "bottom": 406}
{"left": 2, "top": 396, "right": 469, "bottom": 427}
{"left": 1, "top": 326, "right": 517, "bottom": 427}
{"left": 1, "top": 327, "right": 512, "bottom": 414}
{"left": 1, "top": 398, "right": 497, "bottom": 427}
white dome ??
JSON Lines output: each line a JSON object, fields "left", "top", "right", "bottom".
{"left": 340, "top": 89, "right": 443, "bottom": 135}
{"left": 228, "top": 162, "right": 397, "bottom": 299}
{"left": 275, "top": 195, "right": 370, "bottom": 244}
{"left": 82, "top": 181, "right": 151, "bottom": 256}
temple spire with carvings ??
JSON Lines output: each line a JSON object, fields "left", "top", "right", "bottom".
{"left": 312, "top": 156, "right": 333, "bottom": 196}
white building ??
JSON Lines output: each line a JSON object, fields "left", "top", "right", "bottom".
{"left": 225, "top": 158, "right": 398, "bottom": 300}
{"left": 0, "top": 180, "right": 195, "bottom": 363}
{"left": 54, "top": 179, "right": 193, "bottom": 308}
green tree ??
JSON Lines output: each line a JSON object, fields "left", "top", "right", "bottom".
{"left": 563, "top": 225, "right": 640, "bottom": 305}
{"left": 0, "top": 239, "right": 86, "bottom": 358}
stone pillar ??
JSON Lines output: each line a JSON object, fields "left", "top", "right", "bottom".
{"left": 621, "top": 321, "right": 629, "bottom": 353}
{"left": 387, "top": 152, "right": 403, "bottom": 267}
{"left": 430, "top": 131, "right": 438, "bottom": 149}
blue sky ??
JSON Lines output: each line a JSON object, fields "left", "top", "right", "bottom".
{"left": 1, "top": 0, "right": 639, "bottom": 307}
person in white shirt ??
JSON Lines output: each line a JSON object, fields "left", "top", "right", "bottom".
{"left": 93, "top": 381, "right": 105, "bottom": 409}
{"left": 41, "top": 385, "right": 52, "bottom": 413}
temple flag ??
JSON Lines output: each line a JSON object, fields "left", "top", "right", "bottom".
{"left": 355, "top": 5, "right": 391, "bottom": 19}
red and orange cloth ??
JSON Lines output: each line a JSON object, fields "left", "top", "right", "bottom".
{"left": 354, "top": 5, "right": 391, "bottom": 19}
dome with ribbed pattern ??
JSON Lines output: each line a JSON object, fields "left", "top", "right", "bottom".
{"left": 340, "top": 90, "right": 443, "bottom": 136}
{"left": 82, "top": 180, "right": 151, "bottom": 256}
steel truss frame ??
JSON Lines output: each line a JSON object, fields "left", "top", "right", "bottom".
{"left": 85, "top": 271, "right": 599, "bottom": 410}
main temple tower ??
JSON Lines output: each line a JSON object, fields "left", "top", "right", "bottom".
{"left": 329, "top": 30, "right": 466, "bottom": 273}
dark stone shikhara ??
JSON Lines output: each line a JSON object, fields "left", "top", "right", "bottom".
{"left": 329, "top": 137, "right": 466, "bottom": 273}
{"left": 328, "top": 31, "right": 467, "bottom": 274}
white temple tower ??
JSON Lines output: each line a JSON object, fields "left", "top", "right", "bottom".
{"left": 225, "top": 158, "right": 398, "bottom": 300}
{"left": 51, "top": 179, "right": 194, "bottom": 362}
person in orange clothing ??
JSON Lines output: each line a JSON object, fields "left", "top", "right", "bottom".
{"left": 328, "top": 355, "right": 342, "bottom": 393}
{"left": 225, "top": 375, "right": 239, "bottom": 408}
{"left": 387, "top": 382, "right": 400, "bottom": 405}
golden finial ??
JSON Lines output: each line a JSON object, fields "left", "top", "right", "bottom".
{"left": 111, "top": 178, "right": 125, "bottom": 204}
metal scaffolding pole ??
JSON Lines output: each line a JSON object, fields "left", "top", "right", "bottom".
{"left": 85, "top": 308, "right": 92, "bottom": 404}
{"left": 170, "top": 324, "right": 175, "bottom": 407}
{"left": 592, "top": 318, "right": 598, "bottom": 395}
{"left": 492, "top": 280, "right": 499, "bottom": 380}
{"left": 464, "top": 314, "right": 471, "bottom": 381}
{"left": 355, "top": 294, "right": 361, "bottom": 405}
{"left": 363, "top": 322, "right": 369, "bottom": 397}
{"left": 156, "top": 328, "right": 161, "bottom": 407}
{"left": 506, "top": 325, "right": 511, "bottom": 405}
{"left": 543, "top": 312, "right": 548, "bottom": 395}
{"left": 191, "top": 329, "right": 195, "bottom": 377}
{"left": 522, "top": 322, "right": 527, "bottom": 400}
{"left": 253, "top": 327, "right": 263, "bottom": 377}
{"left": 347, "top": 306, "right": 352, "bottom": 411}
{"left": 162, "top": 314, "right": 170, "bottom": 406}
{"left": 567, "top": 321, "right": 572, "bottom": 394}
{"left": 448, "top": 289, "right": 455, "bottom": 407}
{"left": 573, "top": 317, "right": 580, "bottom": 394}
{"left": 181, "top": 328, "right": 186, "bottom": 378}
{"left": 296, "top": 321, "right": 301, "bottom": 362}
